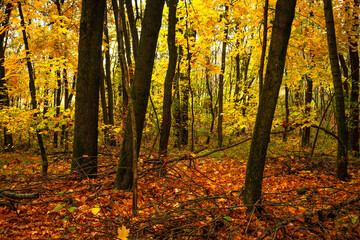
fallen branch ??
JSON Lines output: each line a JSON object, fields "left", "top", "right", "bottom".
{"left": 257, "top": 194, "right": 360, "bottom": 240}
{"left": 1, "top": 190, "right": 39, "bottom": 200}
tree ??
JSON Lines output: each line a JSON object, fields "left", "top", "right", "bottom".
{"left": 217, "top": 4, "right": 229, "bottom": 148}
{"left": 0, "top": 2, "right": 13, "bottom": 151}
{"left": 347, "top": 0, "right": 359, "bottom": 156}
{"left": 18, "top": 2, "right": 48, "bottom": 177}
{"left": 323, "top": 0, "right": 349, "bottom": 180}
{"left": 159, "top": 0, "right": 178, "bottom": 156}
{"left": 115, "top": 0, "right": 165, "bottom": 190}
{"left": 243, "top": 0, "right": 296, "bottom": 208}
{"left": 71, "top": 0, "right": 106, "bottom": 178}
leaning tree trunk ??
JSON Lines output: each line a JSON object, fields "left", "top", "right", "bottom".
{"left": 115, "top": 0, "right": 165, "bottom": 190}
{"left": 71, "top": 0, "right": 106, "bottom": 178}
{"left": 159, "top": 0, "right": 178, "bottom": 156}
{"left": 243, "top": 0, "right": 296, "bottom": 208}
{"left": 323, "top": 0, "right": 349, "bottom": 180}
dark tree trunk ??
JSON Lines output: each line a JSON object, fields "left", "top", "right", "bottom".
{"left": 125, "top": 0, "right": 139, "bottom": 61}
{"left": 339, "top": 54, "right": 349, "bottom": 98}
{"left": 0, "top": 3, "right": 13, "bottom": 151}
{"left": 302, "top": 75, "right": 313, "bottom": 147}
{"left": 112, "top": 0, "right": 128, "bottom": 109}
{"left": 258, "top": 0, "right": 269, "bottom": 95}
{"left": 100, "top": 68, "right": 109, "bottom": 141}
{"left": 115, "top": 0, "right": 165, "bottom": 190}
{"left": 159, "top": 0, "right": 178, "bottom": 156}
{"left": 103, "top": 8, "right": 115, "bottom": 146}
{"left": 348, "top": 0, "right": 359, "bottom": 156}
{"left": 71, "top": 0, "right": 106, "bottom": 178}
{"left": 283, "top": 85, "right": 290, "bottom": 142}
{"left": 243, "top": 0, "right": 296, "bottom": 208}
{"left": 217, "top": 5, "right": 229, "bottom": 148}
{"left": 53, "top": 70, "right": 61, "bottom": 148}
{"left": 323, "top": 0, "right": 349, "bottom": 180}
{"left": 18, "top": 2, "right": 48, "bottom": 177}
{"left": 205, "top": 63, "right": 215, "bottom": 145}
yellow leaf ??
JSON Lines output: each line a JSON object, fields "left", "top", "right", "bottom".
{"left": 90, "top": 206, "right": 101, "bottom": 215}
{"left": 117, "top": 225, "right": 129, "bottom": 240}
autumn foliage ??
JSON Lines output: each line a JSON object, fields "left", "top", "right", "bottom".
{"left": 1, "top": 0, "right": 360, "bottom": 239}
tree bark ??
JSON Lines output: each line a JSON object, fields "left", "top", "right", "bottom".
{"left": 71, "top": 0, "right": 106, "bottom": 178}
{"left": 217, "top": 5, "right": 229, "bottom": 148}
{"left": 323, "top": 0, "right": 349, "bottom": 180}
{"left": 348, "top": 0, "right": 359, "bottom": 156}
{"left": 115, "top": 0, "right": 165, "bottom": 190}
{"left": 258, "top": 0, "right": 269, "bottom": 95}
{"left": 302, "top": 75, "right": 312, "bottom": 147}
{"left": 159, "top": 0, "right": 178, "bottom": 156}
{"left": 0, "top": 3, "right": 13, "bottom": 151}
{"left": 243, "top": 0, "right": 296, "bottom": 208}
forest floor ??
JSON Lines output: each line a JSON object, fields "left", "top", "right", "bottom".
{"left": 1, "top": 142, "right": 360, "bottom": 239}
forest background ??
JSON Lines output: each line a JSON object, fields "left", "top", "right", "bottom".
{"left": 1, "top": 0, "right": 360, "bottom": 239}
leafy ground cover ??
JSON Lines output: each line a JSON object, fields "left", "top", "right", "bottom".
{"left": 1, "top": 147, "right": 360, "bottom": 239}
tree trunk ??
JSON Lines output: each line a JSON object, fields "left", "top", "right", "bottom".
{"left": 159, "top": 0, "right": 178, "bottom": 156}
{"left": 217, "top": 5, "right": 229, "bottom": 148}
{"left": 0, "top": 3, "right": 13, "bottom": 151}
{"left": 283, "top": 85, "right": 290, "bottom": 141}
{"left": 348, "top": 0, "right": 359, "bottom": 156}
{"left": 323, "top": 0, "right": 349, "bottom": 180}
{"left": 71, "top": 0, "right": 106, "bottom": 178}
{"left": 125, "top": 0, "right": 139, "bottom": 61}
{"left": 302, "top": 75, "right": 312, "bottom": 147}
{"left": 243, "top": 0, "right": 296, "bottom": 208}
{"left": 18, "top": 2, "right": 48, "bottom": 177}
{"left": 103, "top": 8, "right": 115, "bottom": 146}
{"left": 115, "top": 0, "right": 165, "bottom": 190}
{"left": 112, "top": 0, "right": 128, "bottom": 109}
{"left": 258, "top": 0, "right": 269, "bottom": 95}
{"left": 53, "top": 70, "right": 61, "bottom": 148}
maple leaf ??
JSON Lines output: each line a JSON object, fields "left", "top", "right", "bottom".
{"left": 117, "top": 225, "right": 129, "bottom": 240}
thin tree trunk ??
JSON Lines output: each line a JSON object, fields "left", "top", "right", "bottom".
{"left": 18, "top": 2, "right": 48, "bottom": 177}
{"left": 0, "top": 3, "right": 13, "bottom": 151}
{"left": 348, "top": 0, "right": 359, "bottom": 156}
{"left": 205, "top": 64, "right": 215, "bottom": 145}
{"left": 53, "top": 70, "right": 61, "bottom": 148}
{"left": 283, "top": 85, "right": 290, "bottom": 141}
{"left": 159, "top": 0, "right": 178, "bottom": 156}
{"left": 302, "top": 75, "right": 312, "bottom": 147}
{"left": 125, "top": 0, "right": 138, "bottom": 61}
{"left": 258, "top": 0, "right": 269, "bottom": 95}
{"left": 217, "top": 5, "right": 229, "bottom": 148}
{"left": 112, "top": 0, "right": 128, "bottom": 109}
{"left": 104, "top": 8, "right": 115, "bottom": 146}
{"left": 323, "top": 0, "right": 349, "bottom": 180}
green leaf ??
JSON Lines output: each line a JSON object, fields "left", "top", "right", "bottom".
{"left": 68, "top": 206, "right": 77, "bottom": 212}
{"left": 68, "top": 226, "right": 76, "bottom": 232}
{"left": 58, "top": 191, "right": 65, "bottom": 196}
{"left": 55, "top": 204, "right": 66, "bottom": 211}
{"left": 223, "top": 216, "right": 232, "bottom": 221}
